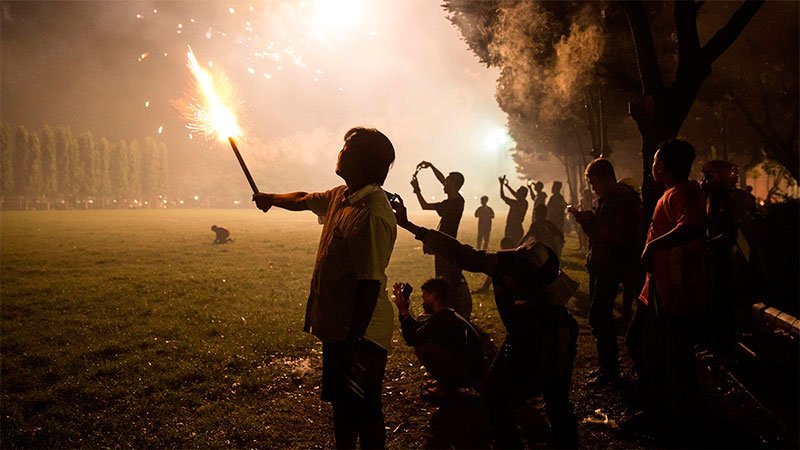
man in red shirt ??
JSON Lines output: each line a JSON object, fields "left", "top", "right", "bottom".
{"left": 627, "top": 139, "right": 708, "bottom": 436}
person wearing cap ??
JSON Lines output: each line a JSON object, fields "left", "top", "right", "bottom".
{"left": 390, "top": 195, "right": 578, "bottom": 449}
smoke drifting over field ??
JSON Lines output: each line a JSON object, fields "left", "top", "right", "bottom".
{"left": 1, "top": 1, "right": 524, "bottom": 204}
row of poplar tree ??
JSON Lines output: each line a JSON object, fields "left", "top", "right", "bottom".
{"left": 0, "top": 124, "right": 168, "bottom": 209}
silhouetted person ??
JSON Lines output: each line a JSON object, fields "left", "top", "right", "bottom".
{"left": 391, "top": 278, "right": 483, "bottom": 397}
{"left": 701, "top": 160, "right": 753, "bottom": 355}
{"left": 474, "top": 195, "right": 494, "bottom": 250}
{"left": 569, "top": 159, "right": 640, "bottom": 385}
{"left": 499, "top": 175, "right": 528, "bottom": 246}
{"left": 547, "top": 181, "right": 568, "bottom": 233}
{"left": 252, "top": 127, "right": 396, "bottom": 449}
{"left": 630, "top": 139, "right": 708, "bottom": 437}
{"left": 411, "top": 161, "right": 473, "bottom": 320}
{"left": 531, "top": 180, "right": 547, "bottom": 208}
{"left": 525, "top": 204, "right": 564, "bottom": 257}
{"left": 211, "top": 224, "right": 232, "bottom": 244}
{"left": 391, "top": 196, "right": 579, "bottom": 449}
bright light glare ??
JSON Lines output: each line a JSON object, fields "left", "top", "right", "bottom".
{"left": 312, "top": 0, "right": 364, "bottom": 31}
{"left": 484, "top": 127, "right": 513, "bottom": 153}
{"left": 183, "top": 46, "right": 242, "bottom": 142}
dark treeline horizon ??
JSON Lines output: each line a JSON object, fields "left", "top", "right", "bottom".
{"left": 0, "top": 123, "right": 169, "bottom": 210}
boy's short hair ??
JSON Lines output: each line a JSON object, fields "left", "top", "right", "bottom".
{"left": 344, "top": 127, "right": 395, "bottom": 185}
{"left": 421, "top": 277, "right": 450, "bottom": 306}
{"left": 585, "top": 158, "right": 616, "bottom": 180}
{"left": 552, "top": 181, "right": 562, "bottom": 190}
{"left": 448, "top": 172, "right": 465, "bottom": 190}
{"left": 517, "top": 186, "right": 529, "bottom": 198}
{"left": 657, "top": 139, "right": 696, "bottom": 180}
{"left": 534, "top": 181, "right": 544, "bottom": 190}
{"left": 480, "top": 195, "right": 489, "bottom": 203}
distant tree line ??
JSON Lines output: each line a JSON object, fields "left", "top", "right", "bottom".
{"left": 0, "top": 124, "right": 168, "bottom": 209}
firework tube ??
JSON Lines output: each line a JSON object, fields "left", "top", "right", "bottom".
{"left": 228, "top": 137, "right": 259, "bottom": 194}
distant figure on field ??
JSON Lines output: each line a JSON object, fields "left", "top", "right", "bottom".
{"left": 474, "top": 195, "right": 495, "bottom": 250}
{"left": 391, "top": 278, "right": 484, "bottom": 398}
{"left": 499, "top": 175, "right": 528, "bottom": 246}
{"left": 547, "top": 181, "right": 568, "bottom": 233}
{"left": 411, "top": 161, "right": 473, "bottom": 320}
{"left": 525, "top": 204, "right": 564, "bottom": 257}
{"left": 211, "top": 225, "right": 232, "bottom": 244}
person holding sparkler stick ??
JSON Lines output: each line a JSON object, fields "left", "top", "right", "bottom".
{"left": 253, "top": 127, "right": 397, "bottom": 449}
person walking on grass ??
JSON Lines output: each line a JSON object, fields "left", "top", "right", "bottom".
{"left": 253, "top": 127, "right": 396, "bottom": 449}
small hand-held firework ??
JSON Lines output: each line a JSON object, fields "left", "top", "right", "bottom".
{"left": 227, "top": 137, "right": 259, "bottom": 194}
{"left": 180, "top": 46, "right": 259, "bottom": 194}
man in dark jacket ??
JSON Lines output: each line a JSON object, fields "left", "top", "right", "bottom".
{"left": 391, "top": 196, "right": 579, "bottom": 449}
{"left": 569, "top": 159, "right": 640, "bottom": 384}
{"left": 391, "top": 277, "right": 484, "bottom": 396}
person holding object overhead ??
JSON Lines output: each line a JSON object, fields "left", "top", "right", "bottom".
{"left": 252, "top": 127, "right": 396, "bottom": 449}
{"left": 411, "top": 161, "right": 473, "bottom": 320}
{"left": 499, "top": 175, "right": 528, "bottom": 246}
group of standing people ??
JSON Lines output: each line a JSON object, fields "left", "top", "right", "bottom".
{"left": 251, "top": 126, "right": 750, "bottom": 448}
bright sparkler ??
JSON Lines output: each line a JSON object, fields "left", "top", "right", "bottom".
{"left": 180, "top": 46, "right": 258, "bottom": 194}
{"left": 183, "top": 45, "right": 242, "bottom": 142}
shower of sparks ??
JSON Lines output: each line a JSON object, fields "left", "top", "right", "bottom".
{"left": 177, "top": 46, "right": 242, "bottom": 142}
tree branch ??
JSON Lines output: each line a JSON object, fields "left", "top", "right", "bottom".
{"left": 702, "top": 0, "right": 764, "bottom": 64}
{"left": 675, "top": 1, "right": 701, "bottom": 63}
{"left": 621, "top": 1, "right": 664, "bottom": 94}
{"left": 730, "top": 93, "right": 783, "bottom": 154}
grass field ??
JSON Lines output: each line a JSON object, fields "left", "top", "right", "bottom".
{"left": 1, "top": 209, "right": 600, "bottom": 448}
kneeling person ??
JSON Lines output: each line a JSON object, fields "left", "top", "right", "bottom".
{"left": 392, "top": 278, "right": 483, "bottom": 396}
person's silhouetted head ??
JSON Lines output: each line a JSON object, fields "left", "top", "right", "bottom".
{"left": 552, "top": 181, "right": 562, "bottom": 194}
{"left": 534, "top": 181, "right": 544, "bottom": 192}
{"left": 585, "top": 158, "right": 617, "bottom": 200}
{"left": 444, "top": 172, "right": 465, "bottom": 195}
{"left": 534, "top": 204, "right": 548, "bottom": 221}
{"left": 420, "top": 277, "right": 450, "bottom": 314}
{"left": 516, "top": 186, "right": 529, "bottom": 200}
{"left": 653, "top": 139, "right": 696, "bottom": 184}
{"left": 211, "top": 225, "right": 218, "bottom": 231}
{"left": 336, "top": 127, "right": 395, "bottom": 188}
{"left": 480, "top": 195, "right": 489, "bottom": 205}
